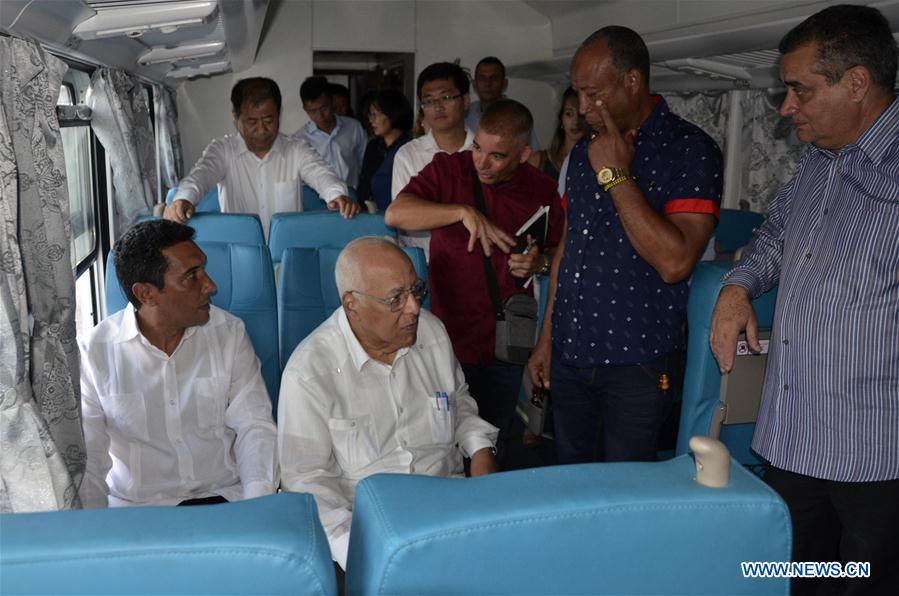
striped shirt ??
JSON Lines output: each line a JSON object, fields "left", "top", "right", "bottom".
{"left": 723, "top": 97, "right": 899, "bottom": 482}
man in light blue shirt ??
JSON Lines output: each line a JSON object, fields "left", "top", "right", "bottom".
{"left": 294, "top": 76, "right": 367, "bottom": 189}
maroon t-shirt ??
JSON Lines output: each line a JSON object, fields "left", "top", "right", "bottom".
{"left": 402, "top": 150, "right": 564, "bottom": 365}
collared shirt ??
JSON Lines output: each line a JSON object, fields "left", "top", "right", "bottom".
{"left": 724, "top": 97, "right": 899, "bottom": 483}
{"left": 402, "top": 151, "right": 564, "bottom": 365}
{"left": 391, "top": 128, "right": 475, "bottom": 258}
{"left": 466, "top": 99, "right": 540, "bottom": 150}
{"left": 173, "top": 133, "right": 347, "bottom": 234}
{"left": 294, "top": 116, "right": 368, "bottom": 188}
{"left": 278, "top": 308, "right": 498, "bottom": 569}
{"left": 79, "top": 305, "right": 278, "bottom": 508}
{"left": 554, "top": 96, "right": 722, "bottom": 367}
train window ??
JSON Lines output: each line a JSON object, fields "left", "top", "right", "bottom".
{"left": 61, "top": 125, "right": 96, "bottom": 270}
{"left": 58, "top": 83, "right": 75, "bottom": 106}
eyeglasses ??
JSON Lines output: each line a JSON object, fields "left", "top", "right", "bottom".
{"left": 421, "top": 94, "right": 462, "bottom": 110}
{"left": 350, "top": 279, "right": 428, "bottom": 312}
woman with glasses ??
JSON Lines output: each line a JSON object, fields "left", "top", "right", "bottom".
{"left": 357, "top": 89, "right": 414, "bottom": 212}
{"left": 528, "top": 87, "right": 586, "bottom": 182}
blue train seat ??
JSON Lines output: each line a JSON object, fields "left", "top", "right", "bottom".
{"left": 676, "top": 261, "right": 778, "bottom": 466}
{"left": 105, "top": 241, "right": 281, "bottom": 412}
{"left": 277, "top": 246, "right": 428, "bottom": 369}
{"left": 0, "top": 493, "right": 336, "bottom": 595}
{"left": 268, "top": 212, "right": 394, "bottom": 265}
{"left": 165, "top": 186, "right": 221, "bottom": 213}
{"left": 346, "top": 451, "right": 791, "bottom": 595}
{"left": 131, "top": 212, "right": 265, "bottom": 246}
{"left": 302, "top": 185, "right": 358, "bottom": 212}
{"left": 716, "top": 208, "right": 765, "bottom": 255}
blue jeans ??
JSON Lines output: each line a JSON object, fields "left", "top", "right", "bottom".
{"left": 461, "top": 360, "right": 524, "bottom": 466}
{"left": 550, "top": 351, "right": 681, "bottom": 464}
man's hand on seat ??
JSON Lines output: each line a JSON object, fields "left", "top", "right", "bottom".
{"left": 709, "top": 284, "right": 761, "bottom": 374}
{"left": 327, "top": 195, "right": 360, "bottom": 219}
{"left": 469, "top": 447, "right": 499, "bottom": 476}
{"left": 163, "top": 199, "right": 195, "bottom": 224}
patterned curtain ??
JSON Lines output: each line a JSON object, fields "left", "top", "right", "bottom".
{"left": 738, "top": 90, "right": 805, "bottom": 213}
{"left": 0, "top": 36, "right": 83, "bottom": 513}
{"left": 154, "top": 84, "right": 183, "bottom": 193}
{"left": 87, "top": 68, "right": 157, "bottom": 236}
{"left": 664, "top": 90, "right": 804, "bottom": 214}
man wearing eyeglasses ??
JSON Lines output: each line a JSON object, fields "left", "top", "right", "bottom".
{"left": 278, "top": 237, "right": 499, "bottom": 571}
{"left": 387, "top": 99, "right": 564, "bottom": 468}
{"left": 391, "top": 62, "right": 475, "bottom": 259}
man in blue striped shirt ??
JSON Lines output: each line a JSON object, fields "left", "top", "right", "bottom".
{"left": 711, "top": 5, "right": 898, "bottom": 594}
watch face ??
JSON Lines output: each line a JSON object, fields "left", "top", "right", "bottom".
{"left": 598, "top": 168, "right": 614, "bottom": 184}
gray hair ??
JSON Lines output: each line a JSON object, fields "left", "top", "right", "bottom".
{"left": 335, "top": 236, "right": 402, "bottom": 296}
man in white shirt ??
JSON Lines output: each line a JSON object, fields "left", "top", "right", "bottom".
{"left": 165, "top": 77, "right": 359, "bottom": 232}
{"left": 278, "top": 237, "right": 499, "bottom": 569}
{"left": 80, "top": 220, "right": 278, "bottom": 508}
{"left": 465, "top": 57, "right": 540, "bottom": 151}
{"left": 392, "top": 62, "right": 475, "bottom": 257}
{"left": 295, "top": 76, "right": 367, "bottom": 189}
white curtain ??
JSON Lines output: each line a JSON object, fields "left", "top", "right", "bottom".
{"left": 0, "top": 35, "right": 83, "bottom": 513}
{"left": 88, "top": 68, "right": 157, "bottom": 235}
{"left": 155, "top": 84, "right": 183, "bottom": 192}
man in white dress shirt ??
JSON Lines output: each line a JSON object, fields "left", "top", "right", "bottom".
{"left": 295, "top": 76, "right": 367, "bottom": 189}
{"left": 165, "top": 77, "right": 359, "bottom": 232}
{"left": 391, "top": 62, "right": 475, "bottom": 258}
{"left": 79, "top": 220, "right": 278, "bottom": 508}
{"left": 278, "top": 237, "right": 499, "bottom": 569}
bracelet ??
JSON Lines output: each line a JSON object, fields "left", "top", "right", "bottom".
{"left": 602, "top": 175, "right": 636, "bottom": 193}
{"left": 539, "top": 254, "right": 551, "bottom": 275}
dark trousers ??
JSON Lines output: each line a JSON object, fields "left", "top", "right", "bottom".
{"left": 178, "top": 495, "right": 228, "bottom": 506}
{"left": 461, "top": 359, "right": 524, "bottom": 466}
{"left": 765, "top": 467, "right": 899, "bottom": 596}
{"left": 549, "top": 351, "right": 680, "bottom": 464}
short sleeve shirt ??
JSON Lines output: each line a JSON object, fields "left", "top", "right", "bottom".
{"left": 402, "top": 151, "right": 564, "bottom": 365}
{"left": 553, "top": 96, "right": 722, "bottom": 367}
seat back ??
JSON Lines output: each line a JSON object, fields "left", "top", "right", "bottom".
{"left": 105, "top": 242, "right": 281, "bottom": 411}
{"left": 129, "top": 213, "right": 264, "bottom": 246}
{"left": 302, "top": 185, "right": 358, "bottom": 212}
{"left": 268, "top": 212, "right": 394, "bottom": 265}
{"left": 716, "top": 208, "right": 764, "bottom": 255}
{"left": 346, "top": 455, "right": 791, "bottom": 595}
{"left": 0, "top": 493, "right": 336, "bottom": 595}
{"left": 165, "top": 186, "right": 221, "bottom": 213}
{"left": 277, "top": 246, "right": 428, "bottom": 368}
{"left": 676, "top": 261, "right": 778, "bottom": 465}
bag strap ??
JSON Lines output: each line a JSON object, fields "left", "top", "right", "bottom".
{"left": 471, "top": 170, "right": 505, "bottom": 321}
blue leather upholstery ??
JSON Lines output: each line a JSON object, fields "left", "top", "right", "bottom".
{"left": 165, "top": 186, "right": 221, "bottom": 213}
{"left": 130, "top": 213, "right": 265, "bottom": 246}
{"left": 277, "top": 246, "right": 428, "bottom": 369}
{"left": 105, "top": 242, "right": 281, "bottom": 411}
{"left": 0, "top": 493, "right": 336, "bottom": 595}
{"left": 346, "top": 455, "right": 791, "bottom": 595}
{"left": 302, "top": 185, "right": 358, "bottom": 212}
{"left": 716, "top": 208, "right": 765, "bottom": 254}
{"left": 676, "top": 261, "right": 778, "bottom": 465}
{"left": 268, "top": 212, "right": 394, "bottom": 265}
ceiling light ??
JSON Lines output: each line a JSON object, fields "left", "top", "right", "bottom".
{"left": 73, "top": 1, "right": 217, "bottom": 40}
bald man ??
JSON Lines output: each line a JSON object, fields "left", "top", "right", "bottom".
{"left": 277, "top": 237, "right": 498, "bottom": 570}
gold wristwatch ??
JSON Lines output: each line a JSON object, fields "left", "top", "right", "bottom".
{"left": 597, "top": 166, "right": 632, "bottom": 192}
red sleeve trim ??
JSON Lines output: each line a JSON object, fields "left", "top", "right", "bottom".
{"left": 560, "top": 192, "right": 567, "bottom": 211}
{"left": 664, "top": 198, "right": 720, "bottom": 220}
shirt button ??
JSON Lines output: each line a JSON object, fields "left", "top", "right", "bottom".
{"left": 805, "top": 253, "right": 811, "bottom": 259}
{"left": 169, "top": 400, "right": 175, "bottom": 405}
{"left": 398, "top": 407, "right": 404, "bottom": 414}
{"left": 350, "top": 421, "right": 356, "bottom": 427}
{"left": 783, "top": 339, "right": 789, "bottom": 345}
{"left": 823, "top": 208, "right": 829, "bottom": 215}
{"left": 402, "top": 439, "right": 407, "bottom": 446}
{"left": 783, "top": 384, "right": 789, "bottom": 391}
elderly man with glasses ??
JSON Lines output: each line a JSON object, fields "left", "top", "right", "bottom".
{"left": 278, "top": 237, "right": 499, "bottom": 572}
